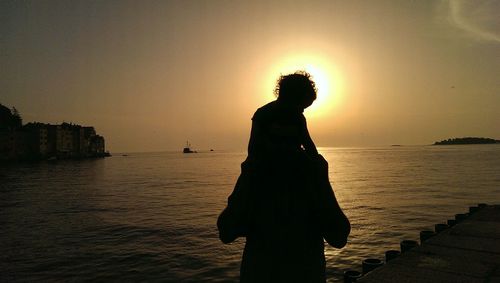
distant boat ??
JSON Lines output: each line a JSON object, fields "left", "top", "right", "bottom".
{"left": 183, "top": 141, "right": 196, "bottom": 153}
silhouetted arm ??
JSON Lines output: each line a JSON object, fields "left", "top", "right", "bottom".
{"left": 301, "top": 116, "right": 318, "bottom": 156}
{"left": 217, "top": 165, "right": 252, "bottom": 244}
{"left": 315, "top": 155, "right": 350, "bottom": 248}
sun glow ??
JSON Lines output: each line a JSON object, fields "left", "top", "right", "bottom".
{"left": 263, "top": 53, "right": 343, "bottom": 119}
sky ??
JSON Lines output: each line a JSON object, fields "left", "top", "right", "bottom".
{"left": 1, "top": 0, "right": 499, "bottom": 152}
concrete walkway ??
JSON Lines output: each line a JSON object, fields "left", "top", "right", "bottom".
{"left": 358, "top": 205, "right": 500, "bottom": 283}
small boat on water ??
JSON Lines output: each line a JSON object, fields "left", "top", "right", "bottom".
{"left": 183, "top": 141, "right": 196, "bottom": 153}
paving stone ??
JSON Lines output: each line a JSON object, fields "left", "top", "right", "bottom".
{"left": 358, "top": 262, "right": 483, "bottom": 283}
{"left": 415, "top": 244, "right": 500, "bottom": 264}
{"left": 467, "top": 206, "right": 500, "bottom": 222}
{"left": 447, "top": 221, "right": 500, "bottom": 239}
{"left": 355, "top": 205, "right": 500, "bottom": 283}
{"left": 424, "top": 232, "right": 500, "bottom": 254}
{"left": 388, "top": 247, "right": 497, "bottom": 278}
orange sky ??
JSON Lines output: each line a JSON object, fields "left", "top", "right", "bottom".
{"left": 2, "top": 0, "right": 499, "bottom": 152}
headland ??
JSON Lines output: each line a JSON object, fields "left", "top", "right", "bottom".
{"left": 1, "top": 103, "right": 109, "bottom": 162}
{"left": 433, "top": 137, "right": 499, "bottom": 145}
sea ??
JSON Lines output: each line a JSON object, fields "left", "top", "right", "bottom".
{"left": 1, "top": 145, "right": 499, "bottom": 282}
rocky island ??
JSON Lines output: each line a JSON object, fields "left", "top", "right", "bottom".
{"left": 434, "top": 137, "right": 500, "bottom": 145}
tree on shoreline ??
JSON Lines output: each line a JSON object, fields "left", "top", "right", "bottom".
{"left": 0, "top": 103, "right": 22, "bottom": 130}
{"left": 0, "top": 104, "right": 23, "bottom": 130}
{"left": 11, "top": 107, "right": 22, "bottom": 127}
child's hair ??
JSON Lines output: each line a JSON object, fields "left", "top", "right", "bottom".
{"left": 274, "top": 71, "right": 317, "bottom": 105}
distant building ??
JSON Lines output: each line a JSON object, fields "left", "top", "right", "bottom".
{"left": 56, "top": 123, "right": 74, "bottom": 158}
{"left": 90, "top": 135, "right": 105, "bottom": 156}
{"left": 0, "top": 130, "right": 15, "bottom": 161}
{"left": 23, "top": 122, "right": 50, "bottom": 159}
{"left": 82, "top": 127, "right": 96, "bottom": 157}
{"left": 0, "top": 121, "right": 108, "bottom": 161}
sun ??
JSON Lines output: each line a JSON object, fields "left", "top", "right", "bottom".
{"left": 264, "top": 53, "right": 343, "bottom": 118}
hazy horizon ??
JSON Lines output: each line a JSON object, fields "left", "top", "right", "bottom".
{"left": 2, "top": 0, "right": 499, "bottom": 152}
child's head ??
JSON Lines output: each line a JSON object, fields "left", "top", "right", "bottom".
{"left": 274, "top": 71, "right": 317, "bottom": 109}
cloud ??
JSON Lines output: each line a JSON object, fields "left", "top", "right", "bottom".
{"left": 447, "top": 0, "right": 500, "bottom": 43}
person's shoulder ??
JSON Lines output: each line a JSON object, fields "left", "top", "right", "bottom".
{"left": 252, "top": 101, "right": 277, "bottom": 121}
{"left": 256, "top": 101, "right": 278, "bottom": 113}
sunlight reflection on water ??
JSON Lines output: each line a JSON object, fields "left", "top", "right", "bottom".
{"left": 1, "top": 145, "right": 499, "bottom": 282}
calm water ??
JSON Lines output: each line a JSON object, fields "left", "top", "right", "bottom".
{"left": 1, "top": 145, "right": 500, "bottom": 282}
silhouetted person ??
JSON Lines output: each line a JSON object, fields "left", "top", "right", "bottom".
{"left": 218, "top": 71, "right": 350, "bottom": 283}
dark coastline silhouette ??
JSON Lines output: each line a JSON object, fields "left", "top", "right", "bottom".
{"left": 217, "top": 71, "right": 350, "bottom": 282}
{"left": 0, "top": 103, "right": 109, "bottom": 161}
{"left": 433, "top": 137, "right": 500, "bottom": 145}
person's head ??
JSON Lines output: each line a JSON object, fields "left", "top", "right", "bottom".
{"left": 274, "top": 71, "right": 317, "bottom": 110}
